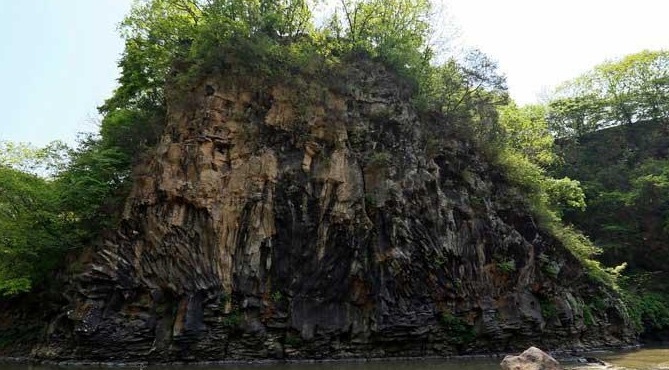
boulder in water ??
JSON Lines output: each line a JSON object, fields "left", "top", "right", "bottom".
{"left": 501, "top": 347, "right": 562, "bottom": 370}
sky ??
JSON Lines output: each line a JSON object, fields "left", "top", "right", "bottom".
{"left": 444, "top": 0, "right": 669, "bottom": 104}
{"left": 1, "top": 0, "right": 669, "bottom": 146}
{"left": 0, "top": 0, "right": 134, "bottom": 146}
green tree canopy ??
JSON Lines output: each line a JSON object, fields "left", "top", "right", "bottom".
{"left": 548, "top": 50, "right": 669, "bottom": 137}
{"left": 0, "top": 145, "right": 74, "bottom": 296}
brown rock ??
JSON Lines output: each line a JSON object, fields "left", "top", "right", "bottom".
{"left": 0, "top": 59, "right": 638, "bottom": 362}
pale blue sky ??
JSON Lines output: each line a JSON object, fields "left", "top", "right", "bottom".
{"left": 0, "top": 0, "right": 133, "bottom": 146}
{"left": 2, "top": 0, "right": 669, "bottom": 147}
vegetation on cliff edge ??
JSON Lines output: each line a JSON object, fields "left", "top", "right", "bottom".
{"left": 0, "top": 1, "right": 659, "bottom": 336}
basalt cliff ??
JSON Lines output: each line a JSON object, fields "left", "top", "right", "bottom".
{"left": 1, "top": 61, "right": 636, "bottom": 362}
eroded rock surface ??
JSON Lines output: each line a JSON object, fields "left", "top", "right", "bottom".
{"left": 4, "top": 61, "right": 636, "bottom": 362}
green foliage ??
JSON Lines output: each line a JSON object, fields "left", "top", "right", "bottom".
{"left": 623, "top": 289, "right": 669, "bottom": 332}
{"left": 222, "top": 310, "right": 242, "bottom": 327}
{"left": 618, "top": 272, "right": 669, "bottom": 334}
{"left": 626, "top": 159, "right": 669, "bottom": 209}
{"left": 284, "top": 334, "right": 303, "bottom": 347}
{"left": 552, "top": 226, "right": 626, "bottom": 289}
{"left": 543, "top": 177, "right": 586, "bottom": 215}
{"left": 498, "top": 103, "right": 554, "bottom": 166}
{"left": 367, "top": 151, "right": 392, "bottom": 167}
{"left": 113, "top": 0, "right": 321, "bottom": 99}
{"left": 482, "top": 97, "right": 628, "bottom": 288}
{"left": 333, "top": 0, "right": 433, "bottom": 79}
{"left": 364, "top": 193, "right": 378, "bottom": 208}
{"left": 538, "top": 253, "right": 560, "bottom": 279}
{"left": 547, "top": 94, "right": 605, "bottom": 138}
{"left": 0, "top": 141, "right": 67, "bottom": 176}
{"left": 540, "top": 298, "right": 558, "bottom": 319}
{"left": 553, "top": 120, "right": 669, "bottom": 274}
{"left": 418, "top": 51, "right": 508, "bottom": 150}
{"left": 494, "top": 148, "right": 623, "bottom": 288}
{"left": 493, "top": 101, "right": 585, "bottom": 218}
{"left": 0, "top": 325, "right": 41, "bottom": 348}
{"left": 495, "top": 259, "right": 516, "bottom": 274}
{"left": 548, "top": 50, "right": 669, "bottom": 137}
{"left": 494, "top": 151, "right": 585, "bottom": 218}
{"left": 580, "top": 302, "right": 595, "bottom": 326}
{"left": 113, "top": 0, "right": 505, "bottom": 135}
{"left": 220, "top": 291, "right": 230, "bottom": 305}
{"left": 439, "top": 311, "right": 475, "bottom": 344}
{"left": 0, "top": 156, "right": 74, "bottom": 296}
{"left": 0, "top": 111, "right": 163, "bottom": 298}
{"left": 57, "top": 136, "right": 133, "bottom": 237}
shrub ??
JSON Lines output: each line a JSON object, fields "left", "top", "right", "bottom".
{"left": 367, "top": 152, "right": 392, "bottom": 167}
{"left": 622, "top": 286, "right": 669, "bottom": 332}
{"left": 0, "top": 160, "right": 74, "bottom": 296}
{"left": 538, "top": 253, "right": 560, "bottom": 278}
{"left": 540, "top": 299, "right": 558, "bottom": 319}
{"left": 222, "top": 310, "right": 242, "bottom": 327}
{"left": 284, "top": 335, "right": 303, "bottom": 347}
{"left": 440, "top": 311, "right": 476, "bottom": 344}
{"left": 581, "top": 302, "right": 595, "bottom": 326}
{"left": 496, "top": 259, "right": 516, "bottom": 274}
{"left": 364, "top": 193, "right": 378, "bottom": 208}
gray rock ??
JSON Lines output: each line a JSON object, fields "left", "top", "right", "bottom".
{"left": 501, "top": 347, "right": 562, "bottom": 370}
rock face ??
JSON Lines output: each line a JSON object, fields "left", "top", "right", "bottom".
{"left": 500, "top": 347, "right": 561, "bottom": 370}
{"left": 8, "top": 61, "right": 635, "bottom": 362}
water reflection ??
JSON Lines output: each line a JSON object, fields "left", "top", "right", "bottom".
{"left": 0, "top": 358, "right": 502, "bottom": 370}
{"left": 0, "top": 347, "right": 667, "bottom": 370}
{"left": 597, "top": 347, "right": 669, "bottom": 370}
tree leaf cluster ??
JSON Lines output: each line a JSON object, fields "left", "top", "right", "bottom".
{"left": 548, "top": 50, "right": 669, "bottom": 137}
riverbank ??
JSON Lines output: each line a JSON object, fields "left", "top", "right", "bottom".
{"left": 0, "top": 344, "right": 645, "bottom": 368}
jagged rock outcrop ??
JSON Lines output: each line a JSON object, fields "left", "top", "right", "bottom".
{"left": 6, "top": 60, "right": 636, "bottom": 362}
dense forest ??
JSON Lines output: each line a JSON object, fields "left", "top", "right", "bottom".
{"left": 1, "top": 0, "right": 668, "bottom": 342}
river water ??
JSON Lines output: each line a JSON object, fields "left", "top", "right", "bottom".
{"left": 595, "top": 347, "right": 669, "bottom": 369}
{"left": 0, "top": 347, "right": 667, "bottom": 370}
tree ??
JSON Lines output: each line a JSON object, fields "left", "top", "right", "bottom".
{"left": 0, "top": 141, "right": 67, "bottom": 177}
{"left": 415, "top": 49, "right": 507, "bottom": 149}
{"left": 331, "top": 0, "right": 433, "bottom": 79}
{"left": 0, "top": 145, "right": 73, "bottom": 296}
{"left": 105, "top": 0, "right": 319, "bottom": 115}
{"left": 56, "top": 135, "right": 134, "bottom": 237}
{"left": 547, "top": 94, "right": 605, "bottom": 137}
{"left": 548, "top": 50, "right": 669, "bottom": 137}
{"left": 101, "top": 0, "right": 201, "bottom": 114}
{"left": 498, "top": 102, "right": 554, "bottom": 167}
{"left": 435, "top": 51, "right": 507, "bottom": 120}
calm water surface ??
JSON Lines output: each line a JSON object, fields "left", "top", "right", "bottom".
{"left": 596, "top": 347, "right": 669, "bottom": 369}
{"left": 0, "top": 347, "right": 667, "bottom": 370}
